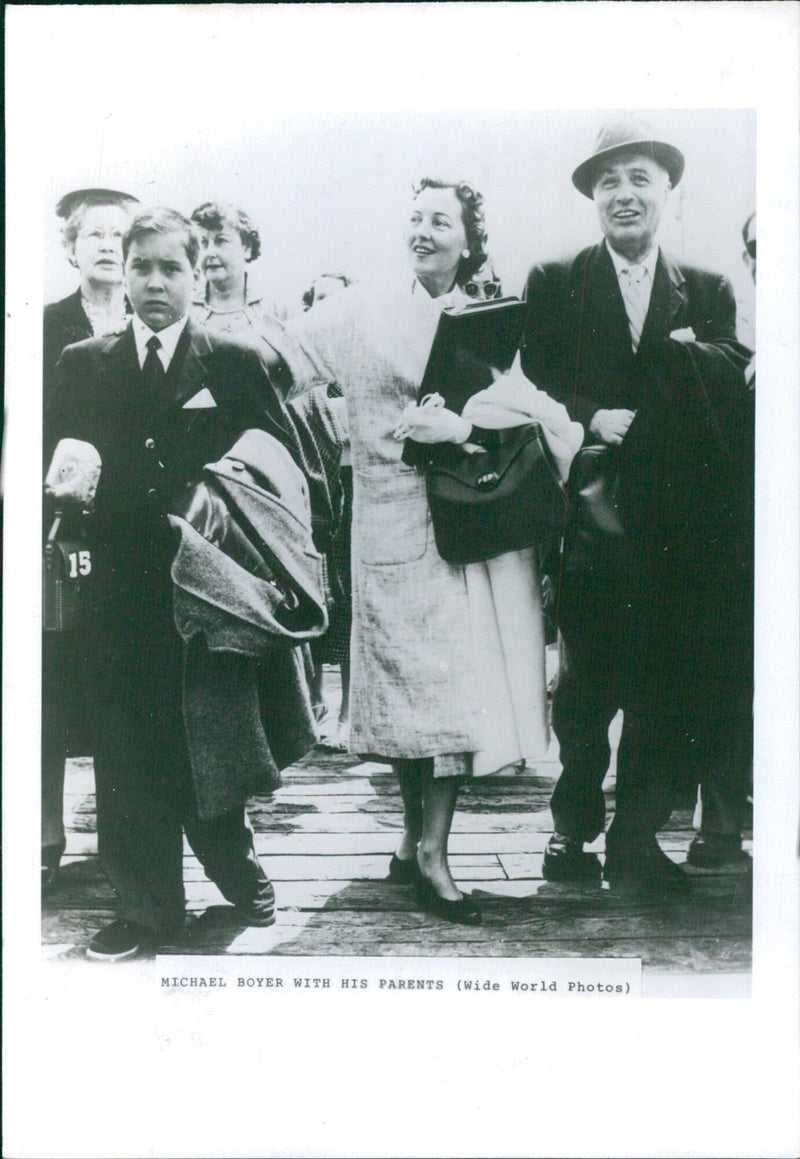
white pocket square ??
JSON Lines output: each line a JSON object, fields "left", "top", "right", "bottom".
{"left": 182, "top": 388, "right": 217, "bottom": 409}
{"left": 669, "top": 327, "right": 696, "bottom": 343}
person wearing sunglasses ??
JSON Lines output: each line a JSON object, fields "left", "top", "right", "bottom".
{"left": 463, "top": 259, "right": 503, "bottom": 301}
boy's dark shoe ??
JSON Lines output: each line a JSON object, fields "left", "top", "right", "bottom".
{"left": 86, "top": 919, "right": 155, "bottom": 963}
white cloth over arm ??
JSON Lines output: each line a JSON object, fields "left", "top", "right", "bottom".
{"left": 462, "top": 353, "right": 584, "bottom": 480}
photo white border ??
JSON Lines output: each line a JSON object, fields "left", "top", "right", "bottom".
{"left": 4, "top": 4, "right": 799, "bottom": 1157}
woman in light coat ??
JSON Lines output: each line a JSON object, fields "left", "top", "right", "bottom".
{"left": 287, "top": 178, "right": 583, "bottom": 924}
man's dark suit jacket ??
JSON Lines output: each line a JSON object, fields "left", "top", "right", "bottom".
{"left": 520, "top": 241, "right": 753, "bottom": 718}
{"left": 520, "top": 242, "right": 743, "bottom": 436}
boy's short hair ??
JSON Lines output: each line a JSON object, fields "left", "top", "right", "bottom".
{"left": 123, "top": 207, "right": 200, "bottom": 267}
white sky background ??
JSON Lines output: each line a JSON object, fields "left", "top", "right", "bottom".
{"left": 4, "top": 5, "right": 798, "bottom": 1159}
{"left": 44, "top": 105, "right": 756, "bottom": 337}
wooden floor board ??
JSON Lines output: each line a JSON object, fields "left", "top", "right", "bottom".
{"left": 44, "top": 743, "right": 752, "bottom": 976}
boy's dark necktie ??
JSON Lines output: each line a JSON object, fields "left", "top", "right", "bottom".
{"left": 142, "top": 334, "right": 167, "bottom": 408}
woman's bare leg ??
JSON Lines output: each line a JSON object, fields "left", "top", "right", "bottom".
{"left": 418, "top": 769, "right": 462, "bottom": 901}
{"left": 393, "top": 759, "right": 424, "bottom": 861}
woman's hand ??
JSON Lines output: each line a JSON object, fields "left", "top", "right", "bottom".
{"left": 393, "top": 398, "right": 471, "bottom": 444}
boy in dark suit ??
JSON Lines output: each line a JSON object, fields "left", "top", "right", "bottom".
{"left": 46, "top": 208, "right": 300, "bottom": 960}
{"left": 521, "top": 119, "right": 752, "bottom": 895}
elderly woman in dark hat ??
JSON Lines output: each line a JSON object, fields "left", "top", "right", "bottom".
{"left": 44, "top": 188, "right": 139, "bottom": 397}
{"left": 42, "top": 187, "right": 138, "bottom": 891}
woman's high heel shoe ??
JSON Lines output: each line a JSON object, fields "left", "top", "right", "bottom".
{"left": 414, "top": 877, "right": 482, "bottom": 926}
{"left": 387, "top": 853, "right": 423, "bottom": 885}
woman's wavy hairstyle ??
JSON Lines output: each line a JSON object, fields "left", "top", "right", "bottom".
{"left": 412, "top": 178, "right": 488, "bottom": 284}
{"left": 190, "top": 201, "right": 261, "bottom": 262}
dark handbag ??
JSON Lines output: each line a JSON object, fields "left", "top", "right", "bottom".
{"left": 42, "top": 512, "right": 94, "bottom": 632}
{"left": 562, "top": 444, "right": 624, "bottom": 577}
{"left": 423, "top": 423, "right": 566, "bottom": 565}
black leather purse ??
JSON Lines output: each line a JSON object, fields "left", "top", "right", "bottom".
{"left": 423, "top": 423, "right": 567, "bottom": 565}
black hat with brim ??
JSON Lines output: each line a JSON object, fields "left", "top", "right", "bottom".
{"left": 572, "top": 118, "right": 685, "bottom": 200}
{"left": 56, "top": 188, "right": 140, "bottom": 219}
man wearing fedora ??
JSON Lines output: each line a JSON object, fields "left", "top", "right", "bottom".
{"left": 521, "top": 117, "right": 752, "bottom": 895}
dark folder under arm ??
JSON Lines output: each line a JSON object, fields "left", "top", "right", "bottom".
{"left": 402, "top": 296, "right": 528, "bottom": 467}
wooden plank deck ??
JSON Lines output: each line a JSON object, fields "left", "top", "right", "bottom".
{"left": 43, "top": 685, "right": 752, "bottom": 975}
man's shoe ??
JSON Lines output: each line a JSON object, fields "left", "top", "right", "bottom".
{"left": 603, "top": 848, "right": 691, "bottom": 899}
{"left": 686, "top": 834, "right": 747, "bottom": 870}
{"left": 86, "top": 920, "right": 154, "bottom": 962}
{"left": 542, "top": 835, "right": 602, "bottom": 882}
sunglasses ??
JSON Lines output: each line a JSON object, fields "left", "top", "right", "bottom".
{"left": 745, "top": 240, "right": 756, "bottom": 259}
{"left": 465, "top": 280, "right": 501, "bottom": 299}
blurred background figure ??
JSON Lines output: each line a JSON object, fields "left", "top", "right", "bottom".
{"left": 42, "top": 187, "right": 139, "bottom": 892}
{"left": 296, "top": 273, "right": 355, "bottom": 751}
{"left": 463, "top": 257, "right": 503, "bottom": 301}
{"left": 688, "top": 210, "right": 756, "bottom": 870}
{"left": 742, "top": 212, "right": 756, "bottom": 285}
{"left": 190, "top": 201, "right": 294, "bottom": 395}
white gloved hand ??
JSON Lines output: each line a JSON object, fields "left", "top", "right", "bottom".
{"left": 393, "top": 395, "right": 471, "bottom": 444}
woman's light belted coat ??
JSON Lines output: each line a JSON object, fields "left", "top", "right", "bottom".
{"left": 288, "top": 280, "right": 582, "bottom": 768}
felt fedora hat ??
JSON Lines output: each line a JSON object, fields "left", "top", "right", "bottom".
{"left": 55, "top": 188, "right": 139, "bottom": 219}
{"left": 572, "top": 118, "right": 685, "bottom": 200}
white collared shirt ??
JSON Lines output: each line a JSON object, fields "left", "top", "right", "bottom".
{"left": 606, "top": 241, "right": 659, "bottom": 307}
{"left": 131, "top": 313, "right": 190, "bottom": 371}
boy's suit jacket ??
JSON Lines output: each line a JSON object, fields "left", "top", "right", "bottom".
{"left": 46, "top": 317, "right": 296, "bottom": 610}
{"left": 520, "top": 242, "right": 746, "bottom": 435}
{"left": 45, "top": 318, "right": 312, "bottom": 812}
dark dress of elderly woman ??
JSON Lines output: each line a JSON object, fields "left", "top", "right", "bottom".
{"left": 42, "top": 187, "right": 138, "bottom": 892}
{"left": 287, "top": 179, "right": 582, "bottom": 925}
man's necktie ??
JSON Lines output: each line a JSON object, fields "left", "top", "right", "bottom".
{"left": 142, "top": 334, "right": 166, "bottom": 406}
{"left": 621, "top": 264, "right": 649, "bottom": 353}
